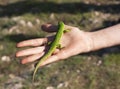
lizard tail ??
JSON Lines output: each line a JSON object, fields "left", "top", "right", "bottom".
{"left": 32, "top": 63, "right": 40, "bottom": 82}
{"left": 32, "top": 55, "right": 49, "bottom": 81}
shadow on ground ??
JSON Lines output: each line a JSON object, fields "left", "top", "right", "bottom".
{"left": 1, "top": 34, "right": 41, "bottom": 43}
{"left": 92, "top": 18, "right": 120, "bottom": 31}
{"left": 0, "top": 0, "right": 120, "bottom": 17}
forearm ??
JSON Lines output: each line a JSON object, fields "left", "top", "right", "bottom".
{"left": 89, "top": 24, "right": 120, "bottom": 51}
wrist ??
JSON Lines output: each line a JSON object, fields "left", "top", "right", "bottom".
{"left": 85, "top": 31, "right": 105, "bottom": 52}
{"left": 83, "top": 32, "right": 94, "bottom": 52}
{"left": 87, "top": 25, "right": 120, "bottom": 51}
{"left": 81, "top": 24, "right": 120, "bottom": 53}
{"left": 87, "top": 31, "right": 107, "bottom": 52}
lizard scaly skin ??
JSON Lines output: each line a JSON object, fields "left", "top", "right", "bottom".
{"left": 32, "top": 21, "right": 65, "bottom": 81}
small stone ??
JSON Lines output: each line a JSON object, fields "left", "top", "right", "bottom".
{"left": 46, "top": 86, "right": 54, "bottom": 89}
{"left": 87, "top": 56, "right": 92, "bottom": 61}
{"left": 57, "top": 83, "right": 64, "bottom": 88}
{"left": 94, "top": 11, "right": 100, "bottom": 16}
{"left": 76, "top": 69, "right": 80, "bottom": 73}
{"left": 9, "top": 26, "right": 18, "bottom": 33}
{"left": 96, "top": 60, "right": 102, "bottom": 66}
{"left": 13, "top": 83, "right": 23, "bottom": 89}
{"left": 12, "top": 17, "right": 20, "bottom": 21}
{"left": 19, "top": 20, "right": 26, "bottom": 26}
{"left": 64, "top": 81, "right": 69, "bottom": 87}
{"left": 5, "top": 82, "right": 23, "bottom": 89}
{"left": 9, "top": 74, "right": 15, "bottom": 79}
{"left": 1, "top": 56, "right": 11, "bottom": 62}
{"left": 15, "top": 29, "right": 21, "bottom": 34}
{"left": 36, "top": 19, "right": 40, "bottom": 24}
{"left": 93, "top": 19, "right": 99, "bottom": 24}
{"left": 33, "top": 82, "right": 40, "bottom": 86}
{"left": 5, "top": 76, "right": 24, "bottom": 89}
{"left": 27, "top": 21, "right": 33, "bottom": 28}
{"left": 66, "top": 70, "right": 70, "bottom": 74}
{"left": 85, "top": 1, "right": 90, "bottom": 4}
{"left": 7, "top": 76, "right": 24, "bottom": 83}
{"left": 50, "top": 13, "right": 55, "bottom": 19}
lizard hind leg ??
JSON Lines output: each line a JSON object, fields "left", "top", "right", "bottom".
{"left": 63, "top": 29, "right": 70, "bottom": 33}
{"left": 56, "top": 44, "right": 64, "bottom": 50}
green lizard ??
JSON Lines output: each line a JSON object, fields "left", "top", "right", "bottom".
{"left": 32, "top": 21, "right": 66, "bottom": 81}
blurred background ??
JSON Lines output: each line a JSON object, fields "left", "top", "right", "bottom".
{"left": 0, "top": 0, "right": 120, "bottom": 89}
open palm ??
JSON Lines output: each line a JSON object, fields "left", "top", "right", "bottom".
{"left": 16, "top": 24, "right": 91, "bottom": 67}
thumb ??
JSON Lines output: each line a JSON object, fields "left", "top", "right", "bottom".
{"left": 41, "top": 24, "right": 57, "bottom": 32}
{"left": 40, "top": 55, "right": 59, "bottom": 67}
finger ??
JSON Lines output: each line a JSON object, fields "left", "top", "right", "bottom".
{"left": 40, "top": 55, "right": 58, "bottom": 67}
{"left": 16, "top": 46, "right": 45, "bottom": 57}
{"left": 41, "top": 23, "right": 75, "bottom": 33}
{"left": 21, "top": 53, "right": 44, "bottom": 64}
{"left": 41, "top": 24, "right": 57, "bottom": 32}
{"left": 44, "top": 50, "right": 69, "bottom": 66}
{"left": 21, "top": 48, "right": 60, "bottom": 65}
{"left": 17, "top": 38, "right": 48, "bottom": 47}
{"left": 41, "top": 45, "right": 80, "bottom": 66}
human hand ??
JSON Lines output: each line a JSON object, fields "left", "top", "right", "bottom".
{"left": 16, "top": 24, "right": 92, "bottom": 67}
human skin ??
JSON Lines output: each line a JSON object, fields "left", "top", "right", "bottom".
{"left": 16, "top": 23, "right": 120, "bottom": 67}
